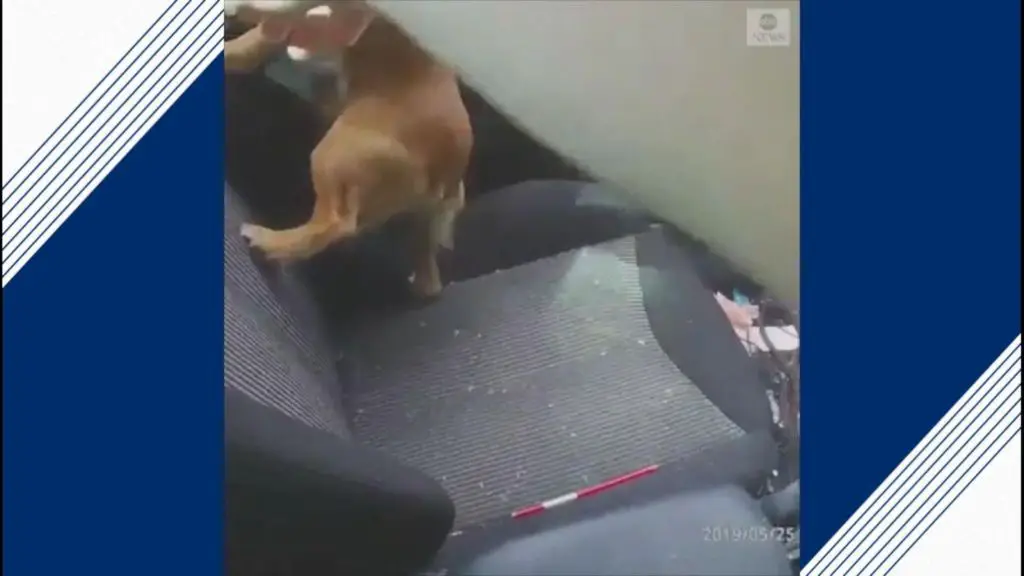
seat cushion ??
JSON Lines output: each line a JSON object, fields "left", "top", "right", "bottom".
{"left": 455, "top": 485, "right": 792, "bottom": 576}
{"left": 340, "top": 227, "right": 776, "bottom": 529}
{"left": 449, "top": 179, "right": 771, "bottom": 429}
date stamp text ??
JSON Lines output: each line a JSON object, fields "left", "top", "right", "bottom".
{"left": 703, "top": 525, "right": 795, "bottom": 543}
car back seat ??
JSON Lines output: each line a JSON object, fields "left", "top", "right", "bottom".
{"left": 224, "top": 67, "right": 781, "bottom": 575}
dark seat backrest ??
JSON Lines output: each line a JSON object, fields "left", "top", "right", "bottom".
{"left": 224, "top": 186, "right": 455, "bottom": 575}
{"left": 223, "top": 186, "right": 349, "bottom": 437}
{"left": 224, "top": 68, "right": 455, "bottom": 574}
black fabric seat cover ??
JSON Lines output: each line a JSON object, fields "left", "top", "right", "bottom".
{"left": 225, "top": 387, "right": 455, "bottom": 576}
{"left": 224, "top": 69, "right": 777, "bottom": 574}
{"left": 224, "top": 186, "right": 456, "bottom": 575}
{"left": 455, "top": 485, "right": 792, "bottom": 576}
{"left": 338, "top": 226, "right": 775, "bottom": 529}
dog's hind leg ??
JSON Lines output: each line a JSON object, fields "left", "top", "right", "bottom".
{"left": 406, "top": 181, "right": 465, "bottom": 298}
{"left": 241, "top": 173, "right": 358, "bottom": 261}
{"left": 430, "top": 180, "right": 465, "bottom": 251}
{"left": 407, "top": 213, "right": 443, "bottom": 298}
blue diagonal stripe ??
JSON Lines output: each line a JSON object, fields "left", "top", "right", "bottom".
{"left": 878, "top": 426, "right": 1021, "bottom": 576}
{"left": 2, "top": 7, "right": 221, "bottom": 266}
{"left": 3, "top": 31, "right": 223, "bottom": 283}
{"left": 847, "top": 390, "right": 1021, "bottom": 575}
{"left": 805, "top": 338, "right": 1022, "bottom": 575}
{"left": 3, "top": 0, "right": 215, "bottom": 243}
{"left": 0, "top": 2, "right": 179, "bottom": 193}
{"left": 2, "top": 1, "right": 195, "bottom": 215}
{"left": 811, "top": 351, "right": 1019, "bottom": 574}
{"left": 808, "top": 343, "right": 1018, "bottom": 570}
{"left": 808, "top": 351, "right": 1019, "bottom": 574}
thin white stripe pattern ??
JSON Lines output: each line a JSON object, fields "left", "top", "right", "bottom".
{"left": 1, "top": 0, "right": 224, "bottom": 287}
{"left": 804, "top": 334, "right": 1022, "bottom": 575}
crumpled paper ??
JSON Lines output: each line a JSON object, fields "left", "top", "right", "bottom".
{"left": 714, "top": 292, "right": 799, "bottom": 354}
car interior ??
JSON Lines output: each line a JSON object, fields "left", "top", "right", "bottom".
{"left": 224, "top": 19, "right": 801, "bottom": 576}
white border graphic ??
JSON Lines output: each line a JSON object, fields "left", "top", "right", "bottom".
{"left": 1, "top": 3, "right": 1020, "bottom": 574}
{"left": 1, "top": 0, "right": 223, "bottom": 286}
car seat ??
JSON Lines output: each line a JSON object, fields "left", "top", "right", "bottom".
{"left": 224, "top": 66, "right": 783, "bottom": 575}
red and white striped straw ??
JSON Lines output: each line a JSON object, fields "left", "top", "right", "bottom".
{"left": 510, "top": 464, "right": 660, "bottom": 519}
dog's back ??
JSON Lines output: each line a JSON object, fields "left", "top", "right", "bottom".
{"left": 320, "top": 15, "right": 472, "bottom": 229}
{"left": 239, "top": 4, "right": 472, "bottom": 296}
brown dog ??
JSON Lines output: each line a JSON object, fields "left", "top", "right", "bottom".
{"left": 231, "top": 3, "right": 472, "bottom": 297}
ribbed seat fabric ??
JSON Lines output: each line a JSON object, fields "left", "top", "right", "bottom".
{"left": 223, "top": 65, "right": 778, "bottom": 575}
{"left": 224, "top": 187, "right": 349, "bottom": 438}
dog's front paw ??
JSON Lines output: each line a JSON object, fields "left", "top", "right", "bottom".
{"left": 240, "top": 222, "right": 266, "bottom": 245}
{"left": 241, "top": 223, "right": 287, "bottom": 260}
